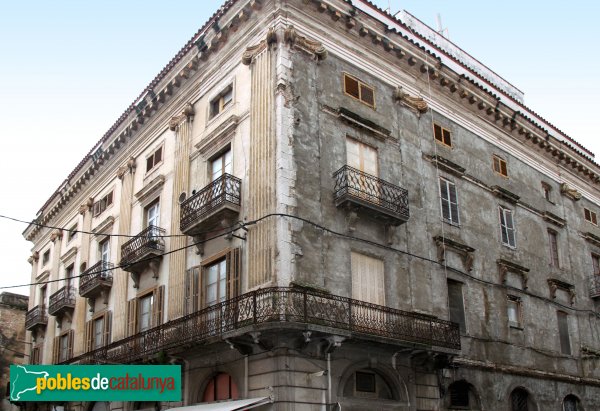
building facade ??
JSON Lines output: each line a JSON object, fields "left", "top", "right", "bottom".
{"left": 0, "top": 292, "right": 28, "bottom": 410}
{"left": 23, "top": 0, "right": 600, "bottom": 410}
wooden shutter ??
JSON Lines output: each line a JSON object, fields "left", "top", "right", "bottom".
{"left": 67, "top": 330, "right": 74, "bottom": 360}
{"left": 152, "top": 286, "right": 165, "bottom": 327}
{"left": 351, "top": 251, "right": 384, "bottom": 305}
{"left": 84, "top": 320, "right": 93, "bottom": 352}
{"left": 52, "top": 336, "right": 60, "bottom": 364}
{"left": 127, "top": 298, "right": 138, "bottom": 336}
{"left": 226, "top": 248, "right": 241, "bottom": 299}
{"left": 103, "top": 311, "right": 112, "bottom": 346}
{"left": 344, "top": 74, "right": 359, "bottom": 98}
{"left": 185, "top": 267, "right": 201, "bottom": 315}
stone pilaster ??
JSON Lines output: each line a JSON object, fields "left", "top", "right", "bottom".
{"left": 167, "top": 103, "right": 194, "bottom": 320}
{"left": 73, "top": 200, "right": 93, "bottom": 356}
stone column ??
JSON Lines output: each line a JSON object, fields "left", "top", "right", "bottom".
{"left": 112, "top": 158, "right": 136, "bottom": 341}
{"left": 167, "top": 103, "right": 195, "bottom": 320}
{"left": 73, "top": 199, "right": 93, "bottom": 356}
{"left": 43, "top": 229, "right": 63, "bottom": 363}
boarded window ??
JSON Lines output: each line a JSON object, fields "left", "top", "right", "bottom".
{"left": 447, "top": 280, "right": 466, "bottom": 333}
{"left": 557, "top": 311, "right": 571, "bottom": 355}
{"left": 433, "top": 124, "right": 452, "bottom": 147}
{"left": 439, "top": 178, "right": 459, "bottom": 225}
{"left": 351, "top": 252, "right": 384, "bottom": 306}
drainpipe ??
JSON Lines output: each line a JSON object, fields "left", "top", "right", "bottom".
{"left": 327, "top": 353, "right": 332, "bottom": 408}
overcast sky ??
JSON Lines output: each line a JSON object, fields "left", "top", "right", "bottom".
{"left": 1, "top": 0, "right": 599, "bottom": 296}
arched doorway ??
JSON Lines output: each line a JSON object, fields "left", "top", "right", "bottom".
{"left": 510, "top": 387, "right": 536, "bottom": 411}
{"left": 445, "top": 380, "right": 481, "bottom": 410}
{"left": 201, "top": 372, "right": 239, "bottom": 402}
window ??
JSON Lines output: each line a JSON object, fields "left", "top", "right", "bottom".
{"left": 145, "top": 146, "right": 163, "bottom": 173}
{"left": 39, "top": 286, "right": 47, "bottom": 307}
{"left": 351, "top": 251, "right": 384, "bottom": 306}
{"left": 447, "top": 280, "right": 466, "bottom": 333}
{"left": 99, "top": 239, "right": 110, "bottom": 264}
{"left": 499, "top": 206, "right": 516, "bottom": 248}
{"left": 42, "top": 250, "right": 50, "bottom": 266}
{"left": 439, "top": 178, "right": 460, "bottom": 225}
{"left": 593, "top": 253, "right": 600, "bottom": 275}
{"left": 65, "top": 264, "right": 74, "bottom": 289}
{"left": 563, "top": 395, "right": 582, "bottom": 411}
{"left": 433, "top": 124, "right": 452, "bottom": 147}
{"left": 211, "top": 149, "right": 233, "bottom": 182}
{"left": 557, "top": 311, "right": 571, "bottom": 355}
{"left": 31, "top": 345, "right": 41, "bottom": 365}
{"left": 547, "top": 229, "right": 559, "bottom": 268}
{"left": 92, "top": 191, "right": 113, "bottom": 217}
{"left": 85, "top": 311, "right": 111, "bottom": 351}
{"left": 201, "top": 249, "right": 241, "bottom": 308}
{"left": 127, "top": 286, "right": 164, "bottom": 336}
{"left": 355, "top": 372, "right": 376, "bottom": 393}
{"left": 342, "top": 369, "right": 393, "bottom": 400}
{"left": 507, "top": 295, "right": 521, "bottom": 327}
{"left": 343, "top": 73, "right": 375, "bottom": 107}
{"left": 448, "top": 380, "right": 470, "bottom": 408}
{"left": 510, "top": 388, "right": 531, "bottom": 411}
{"left": 541, "top": 182, "right": 552, "bottom": 202}
{"left": 67, "top": 224, "right": 77, "bottom": 242}
{"left": 347, "top": 136, "right": 378, "bottom": 177}
{"left": 209, "top": 85, "right": 233, "bottom": 119}
{"left": 52, "top": 330, "right": 73, "bottom": 363}
{"left": 145, "top": 200, "right": 160, "bottom": 228}
{"left": 584, "top": 207, "right": 598, "bottom": 225}
{"left": 202, "top": 373, "right": 239, "bottom": 402}
{"left": 493, "top": 155, "right": 508, "bottom": 177}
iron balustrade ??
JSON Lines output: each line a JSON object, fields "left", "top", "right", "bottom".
{"left": 25, "top": 305, "right": 47, "bottom": 330}
{"left": 180, "top": 174, "right": 241, "bottom": 233}
{"left": 589, "top": 275, "right": 600, "bottom": 298}
{"left": 79, "top": 261, "right": 114, "bottom": 297}
{"left": 333, "top": 165, "right": 409, "bottom": 222}
{"left": 68, "top": 287, "right": 460, "bottom": 365}
{"left": 120, "top": 225, "right": 166, "bottom": 265}
{"left": 48, "top": 286, "right": 76, "bottom": 315}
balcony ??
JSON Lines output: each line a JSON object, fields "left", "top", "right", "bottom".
{"left": 48, "top": 286, "right": 76, "bottom": 317}
{"left": 120, "top": 226, "right": 165, "bottom": 287}
{"left": 80, "top": 261, "right": 113, "bottom": 301}
{"left": 333, "top": 165, "right": 409, "bottom": 225}
{"left": 180, "top": 174, "right": 241, "bottom": 237}
{"left": 67, "top": 287, "right": 460, "bottom": 365}
{"left": 589, "top": 275, "right": 600, "bottom": 299}
{"left": 25, "top": 305, "right": 47, "bottom": 331}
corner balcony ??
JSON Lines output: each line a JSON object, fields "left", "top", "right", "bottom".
{"left": 25, "top": 305, "right": 47, "bottom": 331}
{"left": 79, "top": 261, "right": 113, "bottom": 301}
{"left": 48, "top": 286, "right": 76, "bottom": 317}
{"left": 120, "top": 226, "right": 165, "bottom": 288}
{"left": 333, "top": 165, "right": 409, "bottom": 225}
{"left": 589, "top": 275, "right": 600, "bottom": 299}
{"left": 180, "top": 174, "right": 241, "bottom": 238}
{"left": 68, "top": 287, "right": 460, "bottom": 365}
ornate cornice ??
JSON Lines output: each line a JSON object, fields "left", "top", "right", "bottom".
{"left": 394, "top": 86, "right": 428, "bottom": 115}
{"left": 50, "top": 229, "right": 63, "bottom": 243}
{"left": 283, "top": 25, "right": 327, "bottom": 60}
{"left": 117, "top": 157, "right": 137, "bottom": 180}
{"left": 241, "top": 27, "right": 277, "bottom": 65}
{"left": 169, "top": 102, "right": 195, "bottom": 131}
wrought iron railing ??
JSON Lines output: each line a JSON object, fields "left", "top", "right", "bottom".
{"left": 120, "top": 225, "right": 165, "bottom": 265}
{"left": 79, "top": 261, "right": 113, "bottom": 297}
{"left": 68, "top": 287, "right": 459, "bottom": 364}
{"left": 589, "top": 275, "right": 600, "bottom": 298}
{"left": 333, "top": 165, "right": 409, "bottom": 221}
{"left": 25, "top": 305, "right": 47, "bottom": 330}
{"left": 180, "top": 174, "right": 241, "bottom": 233}
{"left": 48, "top": 286, "right": 76, "bottom": 315}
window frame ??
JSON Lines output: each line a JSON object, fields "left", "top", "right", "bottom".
{"left": 547, "top": 229, "right": 560, "bottom": 268}
{"left": 557, "top": 310, "right": 571, "bottom": 355}
{"left": 492, "top": 155, "right": 508, "bottom": 178}
{"left": 42, "top": 249, "right": 50, "bottom": 266}
{"left": 499, "top": 206, "right": 517, "bottom": 248}
{"left": 209, "top": 147, "right": 233, "bottom": 182}
{"left": 92, "top": 190, "right": 114, "bottom": 217}
{"left": 541, "top": 182, "right": 552, "bottom": 203}
{"left": 67, "top": 224, "right": 78, "bottom": 243}
{"left": 592, "top": 253, "right": 600, "bottom": 275}
{"left": 145, "top": 199, "right": 161, "bottom": 229}
{"left": 507, "top": 295, "right": 522, "bottom": 328}
{"left": 209, "top": 84, "right": 234, "bottom": 120}
{"left": 145, "top": 144, "right": 164, "bottom": 174}
{"left": 433, "top": 123, "right": 452, "bottom": 147}
{"left": 584, "top": 207, "right": 598, "bottom": 225}
{"left": 439, "top": 177, "right": 460, "bottom": 225}
{"left": 342, "top": 73, "right": 376, "bottom": 108}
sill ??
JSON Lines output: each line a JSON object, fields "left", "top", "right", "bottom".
{"left": 493, "top": 171, "right": 509, "bottom": 179}
{"left": 435, "top": 140, "right": 453, "bottom": 150}
{"left": 443, "top": 219, "right": 460, "bottom": 228}
{"left": 206, "top": 104, "right": 233, "bottom": 127}
{"left": 144, "top": 162, "right": 163, "bottom": 179}
{"left": 509, "top": 324, "right": 523, "bottom": 330}
{"left": 501, "top": 243, "right": 517, "bottom": 250}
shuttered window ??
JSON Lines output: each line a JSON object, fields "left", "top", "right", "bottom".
{"left": 343, "top": 73, "right": 375, "bottom": 107}
{"left": 439, "top": 178, "right": 459, "bottom": 225}
{"left": 557, "top": 311, "right": 571, "bottom": 355}
{"left": 433, "top": 124, "right": 452, "bottom": 147}
{"left": 447, "top": 280, "right": 466, "bottom": 333}
{"left": 493, "top": 155, "right": 508, "bottom": 177}
{"left": 351, "top": 252, "right": 385, "bottom": 306}
{"left": 84, "top": 311, "right": 111, "bottom": 352}
{"left": 584, "top": 208, "right": 598, "bottom": 225}
{"left": 199, "top": 248, "right": 241, "bottom": 308}
{"left": 127, "top": 286, "right": 164, "bottom": 336}
{"left": 52, "top": 330, "right": 74, "bottom": 364}
{"left": 499, "top": 207, "right": 516, "bottom": 248}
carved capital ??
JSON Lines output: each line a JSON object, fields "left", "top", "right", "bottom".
{"left": 169, "top": 102, "right": 195, "bottom": 131}
{"left": 242, "top": 40, "right": 267, "bottom": 65}
{"left": 394, "top": 87, "right": 428, "bottom": 115}
{"left": 560, "top": 183, "right": 582, "bottom": 201}
{"left": 284, "top": 25, "right": 327, "bottom": 60}
{"left": 79, "top": 197, "right": 94, "bottom": 215}
{"left": 117, "top": 156, "right": 137, "bottom": 179}
{"left": 50, "top": 229, "right": 63, "bottom": 243}
{"left": 29, "top": 251, "right": 39, "bottom": 264}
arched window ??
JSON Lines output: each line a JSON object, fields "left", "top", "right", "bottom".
{"left": 342, "top": 369, "right": 394, "bottom": 400}
{"left": 446, "top": 380, "right": 481, "bottom": 410}
{"left": 202, "top": 373, "right": 239, "bottom": 402}
{"left": 510, "top": 387, "right": 533, "bottom": 411}
{"left": 563, "top": 394, "right": 582, "bottom": 411}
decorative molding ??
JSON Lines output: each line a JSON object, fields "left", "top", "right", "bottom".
{"left": 492, "top": 186, "right": 520, "bottom": 204}
{"left": 195, "top": 114, "right": 239, "bottom": 158}
{"left": 327, "top": 106, "right": 391, "bottom": 140}
{"left": 60, "top": 247, "right": 78, "bottom": 264}
{"left": 542, "top": 211, "right": 566, "bottom": 228}
{"left": 547, "top": 279, "right": 576, "bottom": 305}
{"left": 92, "top": 216, "right": 114, "bottom": 237}
{"left": 424, "top": 154, "right": 466, "bottom": 177}
{"left": 169, "top": 102, "right": 195, "bottom": 131}
{"left": 117, "top": 157, "right": 137, "bottom": 179}
{"left": 583, "top": 231, "right": 600, "bottom": 248}
{"left": 31, "top": 251, "right": 39, "bottom": 263}
{"left": 560, "top": 183, "right": 582, "bottom": 201}
{"left": 134, "top": 175, "right": 165, "bottom": 205}
{"left": 497, "top": 259, "right": 530, "bottom": 289}
{"left": 394, "top": 86, "right": 428, "bottom": 115}
{"left": 79, "top": 198, "right": 94, "bottom": 215}
{"left": 284, "top": 25, "right": 327, "bottom": 60}
{"left": 433, "top": 235, "right": 475, "bottom": 272}
{"left": 242, "top": 27, "right": 277, "bottom": 66}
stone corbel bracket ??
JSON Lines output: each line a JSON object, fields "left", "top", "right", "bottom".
{"left": 242, "top": 27, "right": 278, "bottom": 65}
{"left": 169, "top": 102, "right": 195, "bottom": 131}
{"left": 497, "top": 259, "right": 530, "bottom": 290}
{"left": 394, "top": 86, "right": 428, "bottom": 116}
{"left": 547, "top": 279, "right": 576, "bottom": 305}
{"left": 433, "top": 235, "right": 475, "bottom": 272}
{"left": 560, "top": 183, "right": 582, "bottom": 201}
{"left": 284, "top": 25, "right": 327, "bottom": 60}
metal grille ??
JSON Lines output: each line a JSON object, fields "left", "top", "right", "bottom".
{"left": 25, "top": 305, "right": 47, "bottom": 330}
{"left": 67, "top": 287, "right": 460, "bottom": 365}
{"left": 79, "top": 261, "right": 114, "bottom": 297}
{"left": 333, "top": 165, "right": 409, "bottom": 221}
{"left": 48, "top": 286, "right": 77, "bottom": 315}
{"left": 589, "top": 275, "right": 600, "bottom": 298}
{"left": 511, "top": 388, "right": 529, "bottom": 411}
{"left": 120, "top": 225, "right": 165, "bottom": 265}
{"left": 449, "top": 381, "right": 469, "bottom": 407}
{"left": 180, "top": 174, "right": 241, "bottom": 232}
